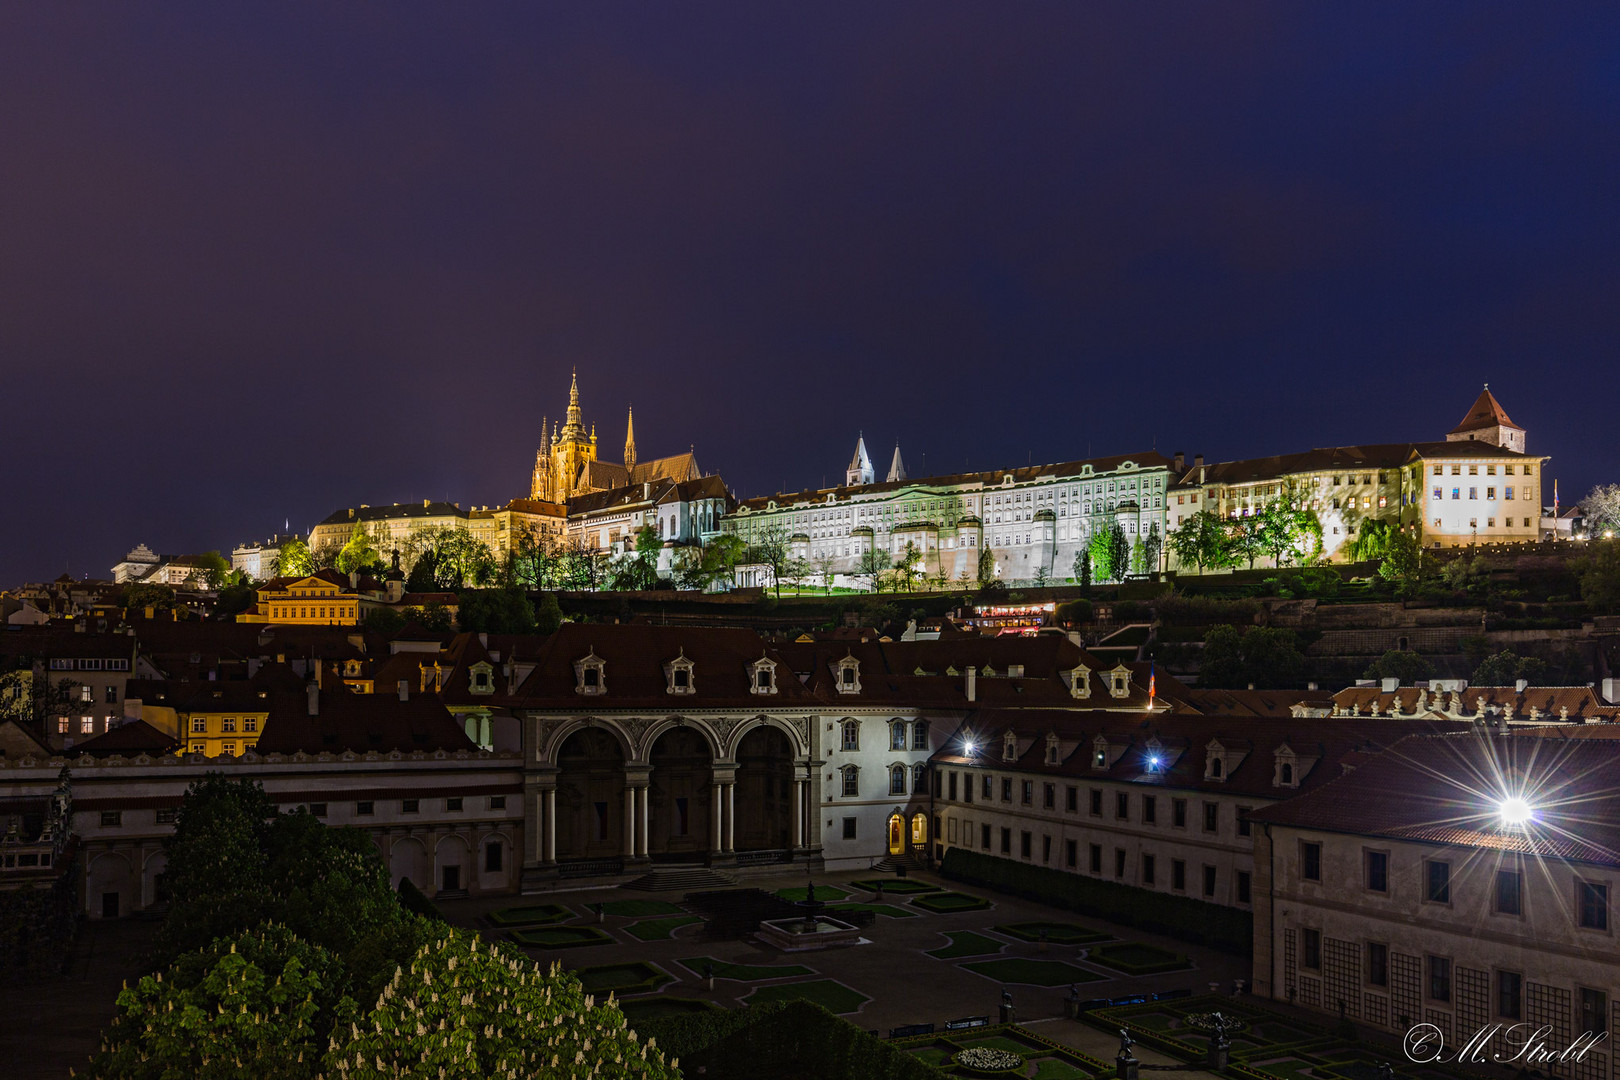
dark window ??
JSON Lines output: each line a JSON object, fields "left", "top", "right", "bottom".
{"left": 1021, "top": 781, "right": 1033, "bottom": 805}
{"left": 402, "top": 799, "right": 420, "bottom": 814}
{"left": 489, "top": 795, "right": 506, "bottom": 810}
{"left": 981, "top": 824, "right": 991, "bottom": 849}
{"left": 1236, "top": 870, "right": 1251, "bottom": 904}
{"left": 1301, "top": 928, "right": 1321, "bottom": 969}
{"left": 1203, "top": 802, "right": 1219, "bottom": 832}
{"left": 1002, "top": 778, "right": 1013, "bottom": 802}
{"left": 1173, "top": 799, "right": 1187, "bottom": 827}
{"left": 1367, "top": 943, "right": 1388, "bottom": 987}
{"left": 842, "top": 817, "right": 857, "bottom": 840}
{"left": 485, "top": 842, "right": 504, "bottom": 874}
{"left": 446, "top": 798, "right": 463, "bottom": 812}
{"left": 308, "top": 803, "right": 327, "bottom": 818}
{"left": 1495, "top": 869, "right": 1522, "bottom": 916}
{"left": 583, "top": 667, "right": 599, "bottom": 687}
{"left": 156, "top": 808, "right": 177, "bottom": 825}
{"left": 1581, "top": 989, "right": 1609, "bottom": 1036}
{"left": 1115, "top": 792, "right": 1129, "bottom": 820}
{"left": 1066, "top": 786, "right": 1078, "bottom": 813}
{"left": 1237, "top": 808, "right": 1251, "bottom": 837}
{"left": 1366, "top": 851, "right": 1388, "bottom": 892}
{"left": 1089, "top": 844, "right": 1102, "bottom": 873}
{"left": 1114, "top": 849, "right": 1126, "bottom": 878}
{"left": 963, "top": 771, "right": 972, "bottom": 802}
{"left": 1579, "top": 882, "right": 1609, "bottom": 930}
{"left": 948, "top": 772, "right": 958, "bottom": 800}
{"left": 1065, "top": 839, "right": 1077, "bottom": 868}
{"left": 1428, "top": 955, "right": 1451, "bottom": 1002}
{"left": 983, "top": 775, "right": 993, "bottom": 799}
{"left": 1426, "top": 860, "right": 1450, "bottom": 903}
{"left": 1089, "top": 788, "right": 1104, "bottom": 816}
{"left": 1001, "top": 828, "right": 1012, "bottom": 854}
{"left": 1498, "top": 971, "right": 1522, "bottom": 1019}
{"left": 1203, "top": 865, "right": 1217, "bottom": 898}
{"left": 1042, "top": 835, "right": 1052, "bottom": 863}
{"left": 1143, "top": 795, "right": 1156, "bottom": 824}
{"left": 1020, "top": 831, "right": 1032, "bottom": 858}
{"left": 1301, "top": 841, "right": 1322, "bottom": 881}
{"left": 1172, "top": 859, "right": 1186, "bottom": 891}
{"left": 100, "top": 811, "right": 121, "bottom": 828}
{"left": 1142, "top": 854, "right": 1156, "bottom": 885}
{"left": 357, "top": 801, "right": 374, "bottom": 815}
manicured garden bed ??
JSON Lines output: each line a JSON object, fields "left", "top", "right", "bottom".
{"left": 678, "top": 956, "right": 813, "bottom": 982}
{"left": 848, "top": 877, "right": 940, "bottom": 894}
{"left": 993, "top": 921, "right": 1109, "bottom": 945}
{"left": 742, "top": 979, "right": 870, "bottom": 1015}
{"left": 487, "top": 902, "right": 574, "bottom": 927}
{"left": 891, "top": 1024, "right": 1110, "bottom": 1080}
{"left": 600, "top": 899, "right": 686, "bottom": 918}
{"left": 1088, "top": 941, "right": 1191, "bottom": 975}
{"left": 625, "top": 915, "right": 702, "bottom": 941}
{"left": 508, "top": 924, "right": 615, "bottom": 948}
{"left": 618, "top": 996, "right": 722, "bottom": 1026}
{"left": 961, "top": 958, "right": 1106, "bottom": 986}
{"left": 926, "top": 931, "right": 1006, "bottom": 959}
{"left": 911, "top": 891, "right": 991, "bottom": 913}
{"left": 828, "top": 902, "right": 917, "bottom": 919}
{"left": 775, "top": 884, "right": 850, "bottom": 902}
{"left": 570, "top": 960, "right": 672, "bottom": 996}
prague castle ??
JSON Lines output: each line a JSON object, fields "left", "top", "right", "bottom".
{"left": 529, "top": 373, "right": 701, "bottom": 503}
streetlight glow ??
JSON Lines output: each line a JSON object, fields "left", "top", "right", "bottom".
{"left": 963, "top": 739, "right": 977, "bottom": 756}
{"left": 1498, "top": 796, "right": 1533, "bottom": 827}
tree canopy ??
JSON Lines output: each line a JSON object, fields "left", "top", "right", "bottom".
{"left": 1197, "top": 625, "right": 1306, "bottom": 689}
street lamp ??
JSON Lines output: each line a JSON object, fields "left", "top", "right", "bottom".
{"left": 1498, "top": 796, "right": 1534, "bottom": 828}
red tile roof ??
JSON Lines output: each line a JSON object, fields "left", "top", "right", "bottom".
{"left": 1450, "top": 386, "right": 1521, "bottom": 435}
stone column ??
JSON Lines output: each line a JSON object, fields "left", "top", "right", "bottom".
{"left": 544, "top": 788, "right": 556, "bottom": 863}
{"left": 792, "top": 777, "right": 805, "bottom": 850}
{"left": 724, "top": 782, "right": 735, "bottom": 853}
{"left": 637, "top": 785, "right": 649, "bottom": 858}
{"left": 623, "top": 787, "right": 636, "bottom": 858}
{"left": 711, "top": 783, "right": 723, "bottom": 854}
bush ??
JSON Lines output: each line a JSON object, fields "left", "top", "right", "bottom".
{"left": 396, "top": 877, "right": 443, "bottom": 921}
{"left": 940, "top": 849, "right": 1252, "bottom": 955}
{"left": 0, "top": 855, "right": 79, "bottom": 984}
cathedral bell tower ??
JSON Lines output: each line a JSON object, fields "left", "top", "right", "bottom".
{"left": 625, "top": 406, "right": 637, "bottom": 472}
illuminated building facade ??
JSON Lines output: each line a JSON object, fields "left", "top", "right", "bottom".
{"left": 529, "top": 373, "right": 701, "bottom": 503}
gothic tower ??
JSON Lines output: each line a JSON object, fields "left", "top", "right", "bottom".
{"left": 847, "top": 434, "right": 874, "bottom": 487}
{"left": 624, "top": 406, "right": 637, "bottom": 471}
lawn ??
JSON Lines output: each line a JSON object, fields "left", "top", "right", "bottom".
{"left": 775, "top": 885, "right": 851, "bottom": 903}
{"left": 625, "top": 916, "right": 702, "bottom": 941}
{"left": 828, "top": 902, "right": 918, "bottom": 919}
{"left": 508, "top": 925, "right": 615, "bottom": 949}
{"left": 570, "top": 961, "right": 671, "bottom": 996}
{"left": 1029, "top": 1056, "right": 1095, "bottom": 1079}
{"left": 926, "top": 931, "right": 1006, "bottom": 959}
{"left": 961, "top": 958, "right": 1106, "bottom": 987}
{"left": 743, "top": 979, "right": 870, "bottom": 1015}
{"left": 487, "top": 903, "right": 573, "bottom": 927}
{"left": 677, "top": 956, "right": 813, "bottom": 982}
{"left": 848, "top": 877, "right": 939, "bottom": 894}
{"left": 911, "top": 891, "right": 991, "bottom": 913}
{"left": 1088, "top": 942, "right": 1191, "bottom": 975}
{"left": 619, "top": 997, "right": 722, "bottom": 1025}
{"left": 600, "top": 899, "right": 686, "bottom": 918}
{"left": 993, "top": 922, "right": 1109, "bottom": 945}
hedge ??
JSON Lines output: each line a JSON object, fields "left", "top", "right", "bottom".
{"left": 939, "top": 848, "right": 1252, "bottom": 955}
{"left": 639, "top": 1000, "right": 945, "bottom": 1080}
{"left": 0, "top": 856, "right": 79, "bottom": 984}
{"left": 395, "top": 877, "right": 443, "bottom": 922}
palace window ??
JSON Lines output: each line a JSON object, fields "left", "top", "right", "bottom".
{"left": 890, "top": 765, "right": 907, "bottom": 795}
{"left": 841, "top": 766, "right": 859, "bottom": 797}
{"left": 1428, "top": 956, "right": 1452, "bottom": 1002}
{"left": 890, "top": 721, "right": 907, "bottom": 751}
{"left": 1301, "top": 841, "right": 1322, "bottom": 881}
{"left": 1366, "top": 850, "right": 1389, "bottom": 892}
{"left": 1579, "top": 881, "right": 1609, "bottom": 930}
{"left": 912, "top": 721, "right": 929, "bottom": 750}
{"left": 1495, "top": 869, "right": 1523, "bottom": 915}
{"left": 749, "top": 657, "right": 778, "bottom": 695}
{"left": 574, "top": 653, "right": 606, "bottom": 696}
{"left": 1425, "top": 859, "right": 1451, "bottom": 902}
{"left": 1367, "top": 942, "right": 1388, "bottom": 987}
{"left": 841, "top": 720, "right": 860, "bottom": 751}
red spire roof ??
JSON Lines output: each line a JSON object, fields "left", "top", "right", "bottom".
{"left": 1450, "top": 385, "right": 1521, "bottom": 435}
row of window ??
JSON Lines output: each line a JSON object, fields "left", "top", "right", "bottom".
{"left": 1298, "top": 931, "right": 1606, "bottom": 1032}
{"left": 271, "top": 605, "right": 355, "bottom": 620}
{"left": 1434, "top": 486, "right": 1519, "bottom": 501}
{"left": 48, "top": 658, "right": 131, "bottom": 671}
{"left": 1431, "top": 517, "right": 1533, "bottom": 530}
{"left": 941, "top": 773, "right": 1253, "bottom": 837}
{"left": 190, "top": 716, "right": 259, "bottom": 733}
{"left": 1300, "top": 843, "right": 1610, "bottom": 930}
{"left": 1432, "top": 463, "right": 1531, "bottom": 477}
{"left": 100, "top": 795, "right": 510, "bottom": 829}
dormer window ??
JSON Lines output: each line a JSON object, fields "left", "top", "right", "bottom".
{"left": 749, "top": 656, "right": 778, "bottom": 695}
{"left": 1205, "top": 741, "right": 1228, "bottom": 781}
{"left": 1281, "top": 763, "right": 1294, "bottom": 784}
{"left": 469, "top": 661, "right": 495, "bottom": 696}
{"left": 574, "top": 652, "right": 606, "bottom": 696}
{"left": 835, "top": 654, "right": 862, "bottom": 694}
{"left": 1273, "top": 746, "right": 1300, "bottom": 788}
{"left": 1065, "top": 664, "right": 1092, "bottom": 699}
{"left": 1003, "top": 732, "right": 1018, "bottom": 762}
{"left": 1108, "top": 665, "right": 1131, "bottom": 698}
{"left": 664, "top": 650, "right": 696, "bottom": 696}
{"left": 1091, "top": 734, "right": 1110, "bottom": 770}
{"left": 1045, "top": 734, "right": 1061, "bottom": 765}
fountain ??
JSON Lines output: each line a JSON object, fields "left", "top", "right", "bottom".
{"left": 757, "top": 876, "right": 862, "bottom": 951}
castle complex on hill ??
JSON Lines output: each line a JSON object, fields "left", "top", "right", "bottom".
{"left": 528, "top": 372, "right": 701, "bottom": 503}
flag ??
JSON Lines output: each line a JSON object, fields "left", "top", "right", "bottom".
{"left": 1148, "top": 662, "right": 1156, "bottom": 707}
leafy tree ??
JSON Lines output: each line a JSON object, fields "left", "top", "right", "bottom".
{"left": 1362, "top": 650, "right": 1434, "bottom": 685}
{"left": 1440, "top": 552, "right": 1491, "bottom": 598}
{"left": 1167, "top": 510, "right": 1233, "bottom": 574}
{"left": 1032, "top": 565, "right": 1052, "bottom": 589}
{"left": 607, "top": 525, "right": 662, "bottom": 591}
{"left": 273, "top": 538, "right": 314, "bottom": 578}
{"left": 407, "top": 602, "right": 454, "bottom": 633}
{"left": 1072, "top": 546, "right": 1090, "bottom": 592}
{"left": 122, "top": 581, "right": 176, "bottom": 614}
{"left": 673, "top": 534, "right": 746, "bottom": 592}
{"left": 215, "top": 580, "right": 259, "bottom": 617}
{"left": 889, "top": 541, "right": 925, "bottom": 592}
{"left": 1472, "top": 650, "right": 1551, "bottom": 687}
{"left": 1197, "top": 624, "right": 1305, "bottom": 689}
{"left": 507, "top": 530, "right": 561, "bottom": 589}
{"left": 1127, "top": 539, "right": 1145, "bottom": 577}
{"left": 0, "top": 674, "right": 85, "bottom": 731}
{"left": 185, "top": 550, "right": 234, "bottom": 591}
{"left": 534, "top": 591, "right": 564, "bottom": 633}
{"left": 335, "top": 526, "right": 382, "bottom": 577}
{"left": 1345, "top": 518, "right": 1394, "bottom": 563}
{"left": 1089, "top": 526, "right": 1118, "bottom": 582}
{"left": 1055, "top": 598, "right": 1093, "bottom": 625}
{"left": 1582, "top": 484, "right": 1620, "bottom": 536}
{"left": 1198, "top": 624, "right": 1247, "bottom": 688}
{"left": 1230, "top": 515, "right": 1263, "bottom": 570}
{"left": 1577, "top": 539, "right": 1620, "bottom": 614}
{"left": 976, "top": 543, "right": 995, "bottom": 588}
{"left": 1142, "top": 523, "right": 1162, "bottom": 576}
{"left": 359, "top": 607, "right": 407, "bottom": 635}
{"left": 456, "top": 588, "right": 537, "bottom": 634}
{"left": 1108, "top": 523, "right": 1131, "bottom": 581}
{"left": 1378, "top": 527, "right": 1426, "bottom": 592}
{"left": 855, "top": 544, "right": 891, "bottom": 593}
{"left": 159, "top": 775, "right": 277, "bottom": 958}
{"left": 745, "top": 525, "right": 792, "bottom": 599}
{"left": 1254, "top": 502, "right": 1311, "bottom": 566}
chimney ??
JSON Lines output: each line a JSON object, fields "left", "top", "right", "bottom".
{"left": 478, "top": 632, "right": 488, "bottom": 649}
{"left": 965, "top": 666, "right": 977, "bottom": 702}
{"left": 314, "top": 657, "right": 323, "bottom": 686}
{"left": 1515, "top": 678, "right": 1528, "bottom": 693}
{"left": 1603, "top": 678, "right": 1620, "bottom": 705}
{"left": 397, "top": 679, "right": 409, "bottom": 702}
{"left": 1173, "top": 451, "right": 1185, "bottom": 474}
{"left": 1308, "top": 681, "right": 1318, "bottom": 691}
{"left": 1381, "top": 677, "right": 1399, "bottom": 693}
{"left": 306, "top": 682, "right": 319, "bottom": 716}
{"left": 1194, "top": 454, "right": 1204, "bottom": 468}
{"left": 349, "top": 569, "right": 359, "bottom": 588}
{"left": 644, "top": 482, "right": 653, "bottom": 500}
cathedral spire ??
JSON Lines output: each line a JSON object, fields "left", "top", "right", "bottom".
{"left": 886, "top": 442, "right": 907, "bottom": 483}
{"left": 624, "top": 405, "right": 637, "bottom": 471}
{"left": 565, "top": 370, "right": 583, "bottom": 431}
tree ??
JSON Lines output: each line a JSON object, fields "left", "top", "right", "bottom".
{"left": 1441, "top": 552, "right": 1491, "bottom": 598}
{"left": 507, "top": 530, "right": 561, "bottom": 589}
{"left": 745, "top": 525, "right": 792, "bottom": 599}
{"left": 122, "top": 581, "right": 176, "bottom": 614}
{"left": 1577, "top": 539, "right": 1620, "bottom": 614}
{"left": 456, "top": 588, "right": 537, "bottom": 634}
{"left": 407, "top": 602, "right": 454, "bottom": 633}
{"left": 853, "top": 544, "right": 891, "bottom": 593}
{"left": 1230, "top": 515, "right": 1263, "bottom": 570}
{"left": 1089, "top": 528, "right": 1115, "bottom": 583}
{"left": 1377, "top": 527, "right": 1426, "bottom": 592}
{"left": 1345, "top": 518, "right": 1394, "bottom": 563}
{"left": 1167, "top": 511, "right": 1233, "bottom": 574}
{"left": 534, "top": 591, "right": 564, "bottom": 633}
{"left": 1197, "top": 624, "right": 1305, "bottom": 689}
{"left": 1254, "top": 502, "right": 1303, "bottom": 566}
{"left": 1362, "top": 650, "right": 1434, "bottom": 685}
{"left": 1472, "top": 650, "right": 1551, "bottom": 687}
{"left": 890, "top": 541, "right": 924, "bottom": 593}
{"left": 187, "top": 550, "right": 233, "bottom": 591}
{"left": 159, "top": 775, "right": 277, "bottom": 958}
{"left": 1032, "top": 565, "right": 1052, "bottom": 589}
{"left": 673, "top": 534, "right": 746, "bottom": 592}
{"left": 1582, "top": 484, "right": 1620, "bottom": 536}
{"left": 405, "top": 528, "right": 497, "bottom": 591}
{"left": 1127, "top": 539, "right": 1145, "bottom": 578}
{"left": 976, "top": 543, "right": 995, "bottom": 588}
{"left": 1108, "top": 523, "right": 1131, "bottom": 582}
{"left": 1142, "top": 523, "right": 1162, "bottom": 576}
{"left": 273, "top": 538, "right": 314, "bottom": 578}
{"left": 359, "top": 607, "right": 407, "bottom": 635}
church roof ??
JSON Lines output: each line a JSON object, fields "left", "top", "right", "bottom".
{"left": 630, "top": 451, "right": 701, "bottom": 486}
{"left": 1450, "top": 386, "right": 1521, "bottom": 435}
{"left": 849, "top": 436, "right": 872, "bottom": 473}
{"left": 887, "top": 444, "right": 907, "bottom": 483}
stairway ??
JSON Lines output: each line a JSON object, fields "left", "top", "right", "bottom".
{"left": 622, "top": 865, "right": 740, "bottom": 892}
{"left": 867, "top": 853, "right": 927, "bottom": 874}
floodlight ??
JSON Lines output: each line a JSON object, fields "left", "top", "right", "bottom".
{"left": 1498, "top": 797, "right": 1533, "bottom": 827}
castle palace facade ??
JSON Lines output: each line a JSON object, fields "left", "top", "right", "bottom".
{"left": 529, "top": 373, "right": 701, "bottom": 503}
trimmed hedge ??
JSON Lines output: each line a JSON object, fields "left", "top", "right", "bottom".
{"left": 0, "top": 857, "right": 79, "bottom": 984}
{"left": 940, "top": 848, "right": 1252, "bottom": 955}
{"left": 395, "top": 877, "right": 443, "bottom": 922}
{"left": 640, "top": 999, "right": 945, "bottom": 1080}
{"left": 1089, "top": 942, "right": 1191, "bottom": 975}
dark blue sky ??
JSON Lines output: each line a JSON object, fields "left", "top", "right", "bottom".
{"left": 3, "top": 5, "right": 1617, "bottom": 582}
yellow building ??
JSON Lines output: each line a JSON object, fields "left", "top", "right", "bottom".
{"left": 250, "top": 572, "right": 362, "bottom": 625}
{"left": 530, "top": 373, "right": 699, "bottom": 502}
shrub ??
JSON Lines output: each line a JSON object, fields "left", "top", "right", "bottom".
{"left": 396, "top": 877, "right": 442, "bottom": 922}
{"left": 940, "top": 849, "right": 1252, "bottom": 955}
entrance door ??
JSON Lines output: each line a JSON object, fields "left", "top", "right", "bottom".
{"left": 888, "top": 814, "right": 904, "bottom": 855}
{"left": 101, "top": 891, "right": 120, "bottom": 919}
{"left": 441, "top": 865, "right": 461, "bottom": 893}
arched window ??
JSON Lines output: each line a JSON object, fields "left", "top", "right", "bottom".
{"left": 841, "top": 766, "right": 859, "bottom": 797}
{"left": 911, "top": 721, "right": 929, "bottom": 750}
{"left": 913, "top": 762, "right": 928, "bottom": 791}
{"left": 841, "top": 720, "right": 860, "bottom": 752}
{"left": 889, "top": 765, "right": 907, "bottom": 795}
{"left": 1281, "top": 762, "right": 1294, "bottom": 785}
{"left": 890, "top": 721, "right": 907, "bottom": 751}
{"left": 1211, "top": 757, "right": 1224, "bottom": 778}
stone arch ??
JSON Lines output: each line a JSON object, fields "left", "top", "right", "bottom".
{"left": 87, "top": 850, "right": 132, "bottom": 918}
{"left": 433, "top": 834, "right": 471, "bottom": 895}
{"left": 886, "top": 810, "right": 906, "bottom": 856}
{"left": 724, "top": 714, "right": 808, "bottom": 761}
{"left": 389, "top": 835, "right": 430, "bottom": 891}
{"left": 647, "top": 725, "right": 714, "bottom": 862}
{"left": 554, "top": 726, "right": 627, "bottom": 862}
{"left": 474, "top": 828, "right": 513, "bottom": 888}
{"left": 538, "top": 716, "right": 634, "bottom": 764}
{"left": 639, "top": 716, "right": 724, "bottom": 763}
{"left": 734, "top": 725, "right": 794, "bottom": 851}
{"left": 141, "top": 849, "right": 169, "bottom": 910}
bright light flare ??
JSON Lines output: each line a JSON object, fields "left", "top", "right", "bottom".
{"left": 963, "top": 739, "right": 977, "bottom": 756}
{"left": 1148, "top": 755, "right": 1162, "bottom": 769}
{"left": 1498, "top": 797, "right": 1534, "bottom": 827}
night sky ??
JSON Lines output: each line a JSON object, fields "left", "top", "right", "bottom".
{"left": 3, "top": 5, "right": 1617, "bottom": 583}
